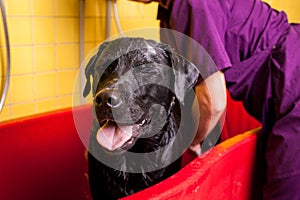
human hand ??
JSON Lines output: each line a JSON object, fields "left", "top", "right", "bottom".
{"left": 189, "top": 143, "right": 202, "bottom": 156}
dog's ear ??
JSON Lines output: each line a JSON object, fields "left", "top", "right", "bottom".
{"left": 83, "top": 42, "right": 109, "bottom": 97}
{"left": 169, "top": 51, "right": 201, "bottom": 104}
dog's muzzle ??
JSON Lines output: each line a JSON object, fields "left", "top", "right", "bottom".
{"left": 93, "top": 88, "right": 148, "bottom": 152}
{"left": 95, "top": 89, "right": 122, "bottom": 109}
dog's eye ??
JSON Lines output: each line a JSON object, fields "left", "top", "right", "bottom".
{"left": 95, "top": 95, "right": 102, "bottom": 105}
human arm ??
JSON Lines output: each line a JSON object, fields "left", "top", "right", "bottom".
{"left": 190, "top": 71, "right": 226, "bottom": 155}
{"left": 130, "top": 0, "right": 228, "bottom": 155}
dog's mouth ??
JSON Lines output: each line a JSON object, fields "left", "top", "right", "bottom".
{"left": 96, "top": 118, "right": 148, "bottom": 151}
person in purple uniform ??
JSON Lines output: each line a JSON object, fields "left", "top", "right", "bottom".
{"left": 132, "top": 0, "right": 300, "bottom": 199}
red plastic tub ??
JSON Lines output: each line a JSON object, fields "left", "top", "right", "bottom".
{"left": 0, "top": 98, "right": 262, "bottom": 200}
{"left": 0, "top": 106, "right": 93, "bottom": 200}
{"left": 122, "top": 128, "right": 263, "bottom": 200}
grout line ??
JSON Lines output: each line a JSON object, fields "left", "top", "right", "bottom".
{"left": 54, "top": 0, "right": 60, "bottom": 109}
{"left": 30, "top": 0, "right": 39, "bottom": 114}
{"left": 9, "top": 68, "right": 80, "bottom": 78}
{"left": 10, "top": 42, "right": 80, "bottom": 47}
{"left": 7, "top": 15, "right": 80, "bottom": 18}
{"left": 4, "top": 93, "right": 75, "bottom": 107}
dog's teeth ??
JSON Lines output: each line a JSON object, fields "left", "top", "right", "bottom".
{"left": 127, "top": 139, "right": 133, "bottom": 145}
{"left": 140, "top": 119, "right": 146, "bottom": 126}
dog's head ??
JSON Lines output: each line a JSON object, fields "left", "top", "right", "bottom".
{"left": 83, "top": 37, "right": 200, "bottom": 152}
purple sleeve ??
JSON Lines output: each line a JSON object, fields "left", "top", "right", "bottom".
{"left": 159, "top": 0, "right": 232, "bottom": 72}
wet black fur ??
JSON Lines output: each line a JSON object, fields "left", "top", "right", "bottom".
{"left": 83, "top": 38, "right": 199, "bottom": 200}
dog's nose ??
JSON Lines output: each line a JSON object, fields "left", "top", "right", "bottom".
{"left": 95, "top": 90, "right": 122, "bottom": 108}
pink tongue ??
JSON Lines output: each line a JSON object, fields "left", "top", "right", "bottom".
{"left": 96, "top": 122, "right": 133, "bottom": 151}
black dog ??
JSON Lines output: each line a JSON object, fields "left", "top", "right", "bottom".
{"left": 83, "top": 37, "right": 200, "bottom": 199}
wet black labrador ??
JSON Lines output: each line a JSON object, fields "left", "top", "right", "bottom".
{"left": 83, "top": 37, "right": 200, "bottom": 199}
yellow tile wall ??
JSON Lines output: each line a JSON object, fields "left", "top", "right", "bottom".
{"left": 264, "top": 0, "right": 300, "bottom": 22}
{"left": 0, "top": 0, "right": 159, "bottom": 122}
{"left": 2, "top": 0, "right": 298, "bottom": 122}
